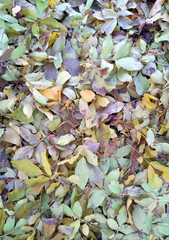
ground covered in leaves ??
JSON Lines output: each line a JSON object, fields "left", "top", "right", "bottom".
{"left": 1, "top": 0, "right": 169, "bottom": 239}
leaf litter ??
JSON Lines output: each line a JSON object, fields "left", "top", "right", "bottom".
{"left": 1, "top": 0, "right": 169, "bottom": 239}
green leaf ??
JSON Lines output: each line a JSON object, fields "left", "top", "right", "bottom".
{"left": 86, "top": 0, "right": 94, "bottom": 8}
{"left": 57, "top": 134, "right": 75, "bottom": 146}
{"left": 75, "top": 157, "right": 90, "bottom": 189}
{"left": 108, "top": 181, "right": 122, "bottom": 194}
{"left": 117, "top": 68, "right": 132, "bottom": 83}
{"left": 51, "top": 200, "right": 63, "bottom": 220}
{"left": 135, "top": 73, "right": 149, "bottom": 96}
{"left": 101, "top": 35, "right": 113, "bottom": 59}
{"left": 11, "top": 160, "right": 43, "bottom": 176}
{"left": 49, "top": 118, "right": 61, "bottom": 131}
{"left": 69, "top": 220, "right": 80, "bottom": 240}
{"left": 22, "top": 8, "right": 37, "bottom": 21}
{"left": 32, "top": 23, "right": 40, "bottom": 38}
{"left": 157, "top": 223, "right": 169, "bottom": 236}
{"left": 12, "top": 106, "right": 34, "bottom": 123}
{"left": 11, "top": 46, "right": 25, "bottom": 59}
{"left": 40, "top": 17, "right": 67, "bottom": 32}
{"left": 62, "top": 204, "right": 74, "bottom": 218}
{"left": 30, "top": 52, "right": 48, "bottom": 62}
{"left": 154, "top": 143, "right": 169, "bottom": 154}
{"left": 8, "top": 185, "right": 26, "bottom": 201}
{"left": 0, "top": 210, "right": 5, "bottom": 235}
{"left": 36, "top": 0, "right": 48, "bottom": 13}
{"left": 107, "top": 219, "right": 118, "bottom": 230}
{"left": 113, "top": 41, "right": 132, "bottom": 60}
{"left": 146, "top": 129, "right": 155, "bottom": 146}
{"left": 73, "top": 201, "right": 82, "bottom": 218}
{"left": 0, "top": 99, "right": 15, "bottom": 114}
{"left": 116, "top": 57, "right": 143, "bottom": 71}
{"left": 87, "top": 189, "right": 106, "bottom": 208}
{"left": 155, "top": 29, "right": 169, "bottom": 43}
{"left": 117, "top": 206, "right": 127, "bottom": 226}
{"left": 32, "top": 88, "right": 48, "bottom": 105}
{"left": 3, "top": 217, "right": 15, "bottom": 233}
{"left": 84, "top": 149, "right": 98, "bottom": 166}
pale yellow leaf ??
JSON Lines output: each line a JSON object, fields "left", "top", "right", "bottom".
{"left": 41, "top": 152, "right": 52, "bottom": 176}
{"left": 96, "top": 95, "right": 110, "bottom": 107}
{"left": 148, "top": 165, "right": 163, "bottom": 190}
{"left": 47, "top": 182, "right": 59, "bottom": 194}
{"left": 23, "top": 103, "right": 33, "bottom": 119}
{"left": 68, "top": 175, "right": 79, "bottom": 185}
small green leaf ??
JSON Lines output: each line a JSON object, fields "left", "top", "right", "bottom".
{"left": 107, "top": 219, "right": 118, "bottom": 230}
{"left": 57, "top": 134, "right": 75, "bottom": 146}
{"left": 36, "top": 0, "right": 48, "bottom": 13}
{"left": 73, "top": 201, "right": 82, "bottom": 218}
{"left": 135, "top": 73, "right": 149, "bottom": 96}
{"left": 40, "top": 17, "right": 67, "bottom": 32}
{"left": 86, "top": 0, "right": 94, "bottom": 8}
{"left": 49, "top": 118, "right": 61, "bottom": 131}
{"left": 8, "top": 185, "right": 26, "bottom": 201}
{"left": 87, "top": 189, "right": 106, "bottom": 208}
{"left": 22, "top": 8, "right": 37, "bottom": 20}
{"left": 108, "top": 181, "right": 122, "bottom": 194}
{"left": 32, "top": 88, "right": 48, "bottom": 105}
{"left": 101, "top": 35, "right": 113, "bottom": 59}
{"left": 84, "top": 149, "right": 98, "bottom": 166}
{"left": 69, "top": 220, "right": 80, "bottom": 240}
{"left": 3, "top": 217, "right": 15, "bottom": 233}
{"left": 11, "top": 46, "right": 25, "bottom": 60}
{"left": 75, "top": 157, "right": 90, "bottom": 190}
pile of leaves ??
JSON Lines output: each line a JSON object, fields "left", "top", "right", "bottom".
{"left": 1, "top": 0, "right": 169, "bottom": 239}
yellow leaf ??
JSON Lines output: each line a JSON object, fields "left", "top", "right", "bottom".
{"left": 141, "top": 94, "right": 158, "bottom": 109}
{"left": 150, "top": 161, "right": 169, "bottom": 183}
{"left": 159, "top": 120, "right": 169, "bottom": 134}
{"left": 68, "top": 175, "right": 79, "bottom": 185}
{"left": 144, "top": 148, "right": 157, "bottom": 158}
{"left": 80, "top": 90, "right": 95, "bottom": 102}
{"left": 11, "top": 160, "right": 43, "bottom": 176}
{"left": 49, "top": 32, "right": 61, "bottom": 46}
{"left": 148, "top": 165, "right": 163, "bottom": 190}
{"left": 124, "top": 175, "right": 135, "bottom": 185}
{"left": 137, "top": 157, "right": 143, "bottom": 163}
{"left": 27, "top": 234, "right": 35, "bottom": 240}
{"left": 48, "top": 0, "right": 56, "bottom": 6}
{"left": 42, "top": 152, "right": 52, "bottom": 176}
{"left": 47, "top": 182, "right": 59, "bottom": 194}
{"left": 137, "top": 132, "right": 142, "bottom": 143}
{"left": 26, "top": 176, "right": 49, "bottom": 187}
{"left": 40, "top": 86, "right": 62, "bottom": 101}
{"left": 96, "top": 95, "right": 110, "bottom": 107}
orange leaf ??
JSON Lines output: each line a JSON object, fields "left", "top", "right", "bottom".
{"left": 80, "top": 90, "right": 95, "bottom": 102}
{"left": 40, "top": 86, "right": 62, "bottom": 101}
